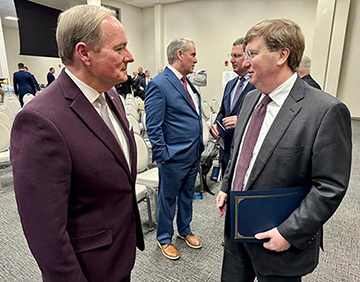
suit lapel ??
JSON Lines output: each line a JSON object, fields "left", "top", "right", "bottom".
{"left": 164, "top": 67, "right": 198, "bottom": 114}
{"left": 59, "top": 71, "right": 133, "bottom": 181}
{"left": 245, "top": 78, "right": 304, "bottom": 190}
{"left": 225, "top": 78, "right": 238, "bottom": 116}
{"left": 105, "top": 90, "right": 137, "bottom": 181}
{"left": 230, "top": 83, "right": 255, "bottom": 116}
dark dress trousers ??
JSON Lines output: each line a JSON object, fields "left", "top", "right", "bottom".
{"left": 215, "top": 77, "right": 255, "bottom": 174}
{"left": 221, "top": 76, "right": 351, "bottom": 278}
{"left": 11, "top": 69, "right": 144, "bottom": 282}
{"left": 13, "top": 70, "right": 36, "bottom": 106}
{"left": 145, "top": 67, "right": 204, "bottom": 244}
{"left": 301, "top": 74, "right": 321, "bottom": 90}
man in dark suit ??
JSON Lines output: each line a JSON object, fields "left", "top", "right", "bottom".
{"left": 133, "top": 67, "right": 145, "bottom": 98}
{"left": 46, "top": 67, "right": 56, "bottom": 86}
{"left": 115, "top": 71, "right": 133, "bottom": 98}
{"left": 11, "top": 5, "right": 144, "bottom": 282}
{"left": 138, "top": 70, "right": 152, "bottom": 99}
{"left": 13, "top": 62, "right": 36, "bottom": 107}
{"left": 297, "top": 55, "right": 322, "bottom": 90}
{"left": 210, "top": 37, "right": 255, "bottom": 175}
{"left": 24, "top": 66, "right": 41, "bottom": 92}
{"left": 145, "top": 37, "right": 204, "bottom": 260}
{"left": 216, "top": 19, "right": 351, "bottom": 282}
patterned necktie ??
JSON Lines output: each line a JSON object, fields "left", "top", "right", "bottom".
{"left": 231, "top": 77, "right": 246, "bottom": 111}
{"left": 181, "top": 77, "right": 195, "bottom": 106}
{"left": 232, "top": 95, "right": 272, "bottom": 191}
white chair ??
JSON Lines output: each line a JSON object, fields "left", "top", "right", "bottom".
{"left": 0, "top": 104, "right": 14, "bottom": 121}
{"left": 0, "top": 123, "right": 10, "bottom": 166}
{"left": 23, "top": 93, "right": 35, "bottom": 106}
{"left": 140, "top": 110, "right": 147, "bottom": 132}
{"left": 125, "top": 104, "right": 139, "bottom": 119}
{"left": 133, "top": 133, "right": 155, "bottom": 229}
{"left": 210, "top": 111, "right": 218, "bottom": 125}
{"left": 211, "top": 99, "right": 220, "bottom": 113}
{"left": 125, "top": 97, "right": 138, "bottom": 110}
{"left": 202, "top": 101, "right": 211, "bottom": 120}
{"left": 5, "top": 99, "right": 21, "bottom": 115}
{"left": 0, "top": 112, "right": 12, "bottom": 130}
{"left": 127, "top": 114, "right": 141, "bottom": 135}
{"left": 202, "top": 117, "right": 210, "bottom": 144}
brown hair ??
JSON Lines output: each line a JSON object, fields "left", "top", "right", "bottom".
{"left": 245, "top": 19, "right": 305, "bottom": 72}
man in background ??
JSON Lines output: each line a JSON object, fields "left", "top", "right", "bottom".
{"left": 115, "top": 70, "right": 133, "bottom": 97}
{"left": 210, "top": 37, "right": 255, "bottom": 176}
{"left": 11, "top": 5, "right": 144, "bottom": 282}
{"left": 24, "top": 66, "right": 40, "bottom": 92}
{"left": 297, "top": 55, "right": 321, "bottom": 90}
{"left": 146, "top": 37, "right": 204, "bottom": 260}
{"left": 13, "top": 62, "right": 36, "bottom": 107}
{"left": 133, "top": 66, "right": 145, "bottom": 97}
{"left": 46, "top": 67, "right": 56, "bottom": 86}
{"left": 217, "top": 19, "right": 351, "bottom": 281}
{"left": 138, "top": 70, "right": 152, "bottom": 99}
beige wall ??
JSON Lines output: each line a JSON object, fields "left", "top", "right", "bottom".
{"left": 337, "top": 0, "right": 360, "bottom": 118}
{"left": 162, "top": 0, "right": 317, "bottom": 102}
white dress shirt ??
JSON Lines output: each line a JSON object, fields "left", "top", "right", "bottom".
{"left": 231, "top": 72, "right": 298, "bottom": 190}
{"left": 65, "top": 68, "right": 131, "bottom": 169}
{"left": 168, "top": 65, "right": 200, "bottom": 115}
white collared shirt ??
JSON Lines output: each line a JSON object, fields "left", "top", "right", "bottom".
{"left": 231, "top": 72, "right": 298, "bottom": 190}
{"left": 167, "top": 65, "right": 200, "bottom": 115}
{"left": 65, "top": 68, "right": 131, "bottom": 169}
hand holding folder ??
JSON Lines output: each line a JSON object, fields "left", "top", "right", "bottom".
{"left": 229, "top": 186, "right": 311, "bottom": 242}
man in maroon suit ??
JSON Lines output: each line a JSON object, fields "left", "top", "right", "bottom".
{"left": 10, "top": 5, "right": 144, "bottom": 282}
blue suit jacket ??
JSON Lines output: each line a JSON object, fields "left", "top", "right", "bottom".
{"left": 216, "top": 76, "right": 255, "bottom": 165}
{"left": 47, "top": 72, "right": 55, "bottom": 86}
{"left": 145, "top": 67, "right": 204, "bottom": 163}
{"left": 13, "top": 70, "right": 36, "bottom": 96}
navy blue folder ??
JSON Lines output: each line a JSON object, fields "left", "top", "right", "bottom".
{"left": 229, "top": 186, "right": 311, "bottom": 242}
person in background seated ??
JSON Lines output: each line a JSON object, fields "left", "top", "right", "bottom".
{"left": 46, "top": 67, "right": 56, "bottom": 86}
{"left": 13, "top": 62, "right": 36, "bottom": 107}
{"left": 297, "top": 55, "right": 321, "bottom": 90}
{"left": 145, "top": 37, "right": 204, "bottom": 260}
{"left": 210, "top": 37, "right": 255, "bottom": 176}
{"left": 11, "top": 5, "right": 144, "bottom": 282}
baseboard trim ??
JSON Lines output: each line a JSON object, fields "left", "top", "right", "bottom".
{"left": 352, "top": 117, "right": 360, "bottom": 121}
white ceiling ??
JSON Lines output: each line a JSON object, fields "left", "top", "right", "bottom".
{"left": 0, "top": 0, "right": 187, "bottom": 28}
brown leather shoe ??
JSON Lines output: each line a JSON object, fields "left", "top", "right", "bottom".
{"left": 158, "top": 241, "right": 180, "bottom": 260}
{"left": 179, "top": 234, "right": 202, "bottom": 249}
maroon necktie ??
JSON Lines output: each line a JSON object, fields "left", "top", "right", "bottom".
{"left": 232, "top": 95, "right": 272, "bottom": 191}
{"left": 181, "top": 77, "right": 195, "bottom": 106}
{"left": 230, "top": 77, "right": 246, "bottom": 111}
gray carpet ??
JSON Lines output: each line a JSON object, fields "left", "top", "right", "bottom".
{"left": 1, "top": 121, "right": 359, "bottom": 282}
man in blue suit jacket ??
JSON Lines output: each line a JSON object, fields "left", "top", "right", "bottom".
{"left": 145, "top": 37, "right": 204, "bottom": 260}
{"left": 13, "top": 62, "right": 36, "bottom": 107}
{"left": 210, "top": 38, "right": 255, "bottom": 175}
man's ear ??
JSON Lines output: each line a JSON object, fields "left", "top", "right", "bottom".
{"left": 74, "top": 42, "right": 91, "bottom": 66}
{"left": 277, "top": 47, "right": 290, "bottom": 67}
{"left": 176, "top": 49, "right": 183, "bottom": 62}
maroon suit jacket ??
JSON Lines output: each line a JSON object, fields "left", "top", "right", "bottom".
{"left": 11, "top": 69, "right": 144, "bottom": 282}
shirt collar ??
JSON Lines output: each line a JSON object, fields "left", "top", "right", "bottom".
{"left": 65, "top": 68, "right": 101, "bottom": 104}
{"left": 267, "top": 72, "right": 297, "bottom": 107}
{"left": 167, "top": 65, "right": 184, "bottom": 81}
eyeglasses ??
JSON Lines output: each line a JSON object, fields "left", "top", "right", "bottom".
{"left": 244, "top": 49, "right": 254, "bottom": 60}
{"left": 228, "top": 53, "right": 242, "bottom": 59}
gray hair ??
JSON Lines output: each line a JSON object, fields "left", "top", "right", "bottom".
{"left": 167, "top": 37, "right": 195, "bottom": 65}
{"left": 56, "top": 5, "right": 115, "bottom": 65}
{"left": 299, "top": 55, "right": 312, "bottom": 71}
{"left": 233, "top": 37, "right": 245, "bottom": 51}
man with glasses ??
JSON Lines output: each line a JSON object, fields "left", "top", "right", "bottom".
{"left": 210, "top": 37, "right": 255, "bottom": 176}
{"left": 217, "top": 19, "right": 351, "bottom": 282}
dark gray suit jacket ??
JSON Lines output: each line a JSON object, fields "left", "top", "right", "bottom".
{"left": 221, "top": 76, "right": 352, "bottom": 276}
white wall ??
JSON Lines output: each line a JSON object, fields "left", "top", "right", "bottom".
{"left": 162, "top": 0, "right": 317, "bottom": 102}
{"left": 337, "top": 0, "right": 360, "bottom": 118}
